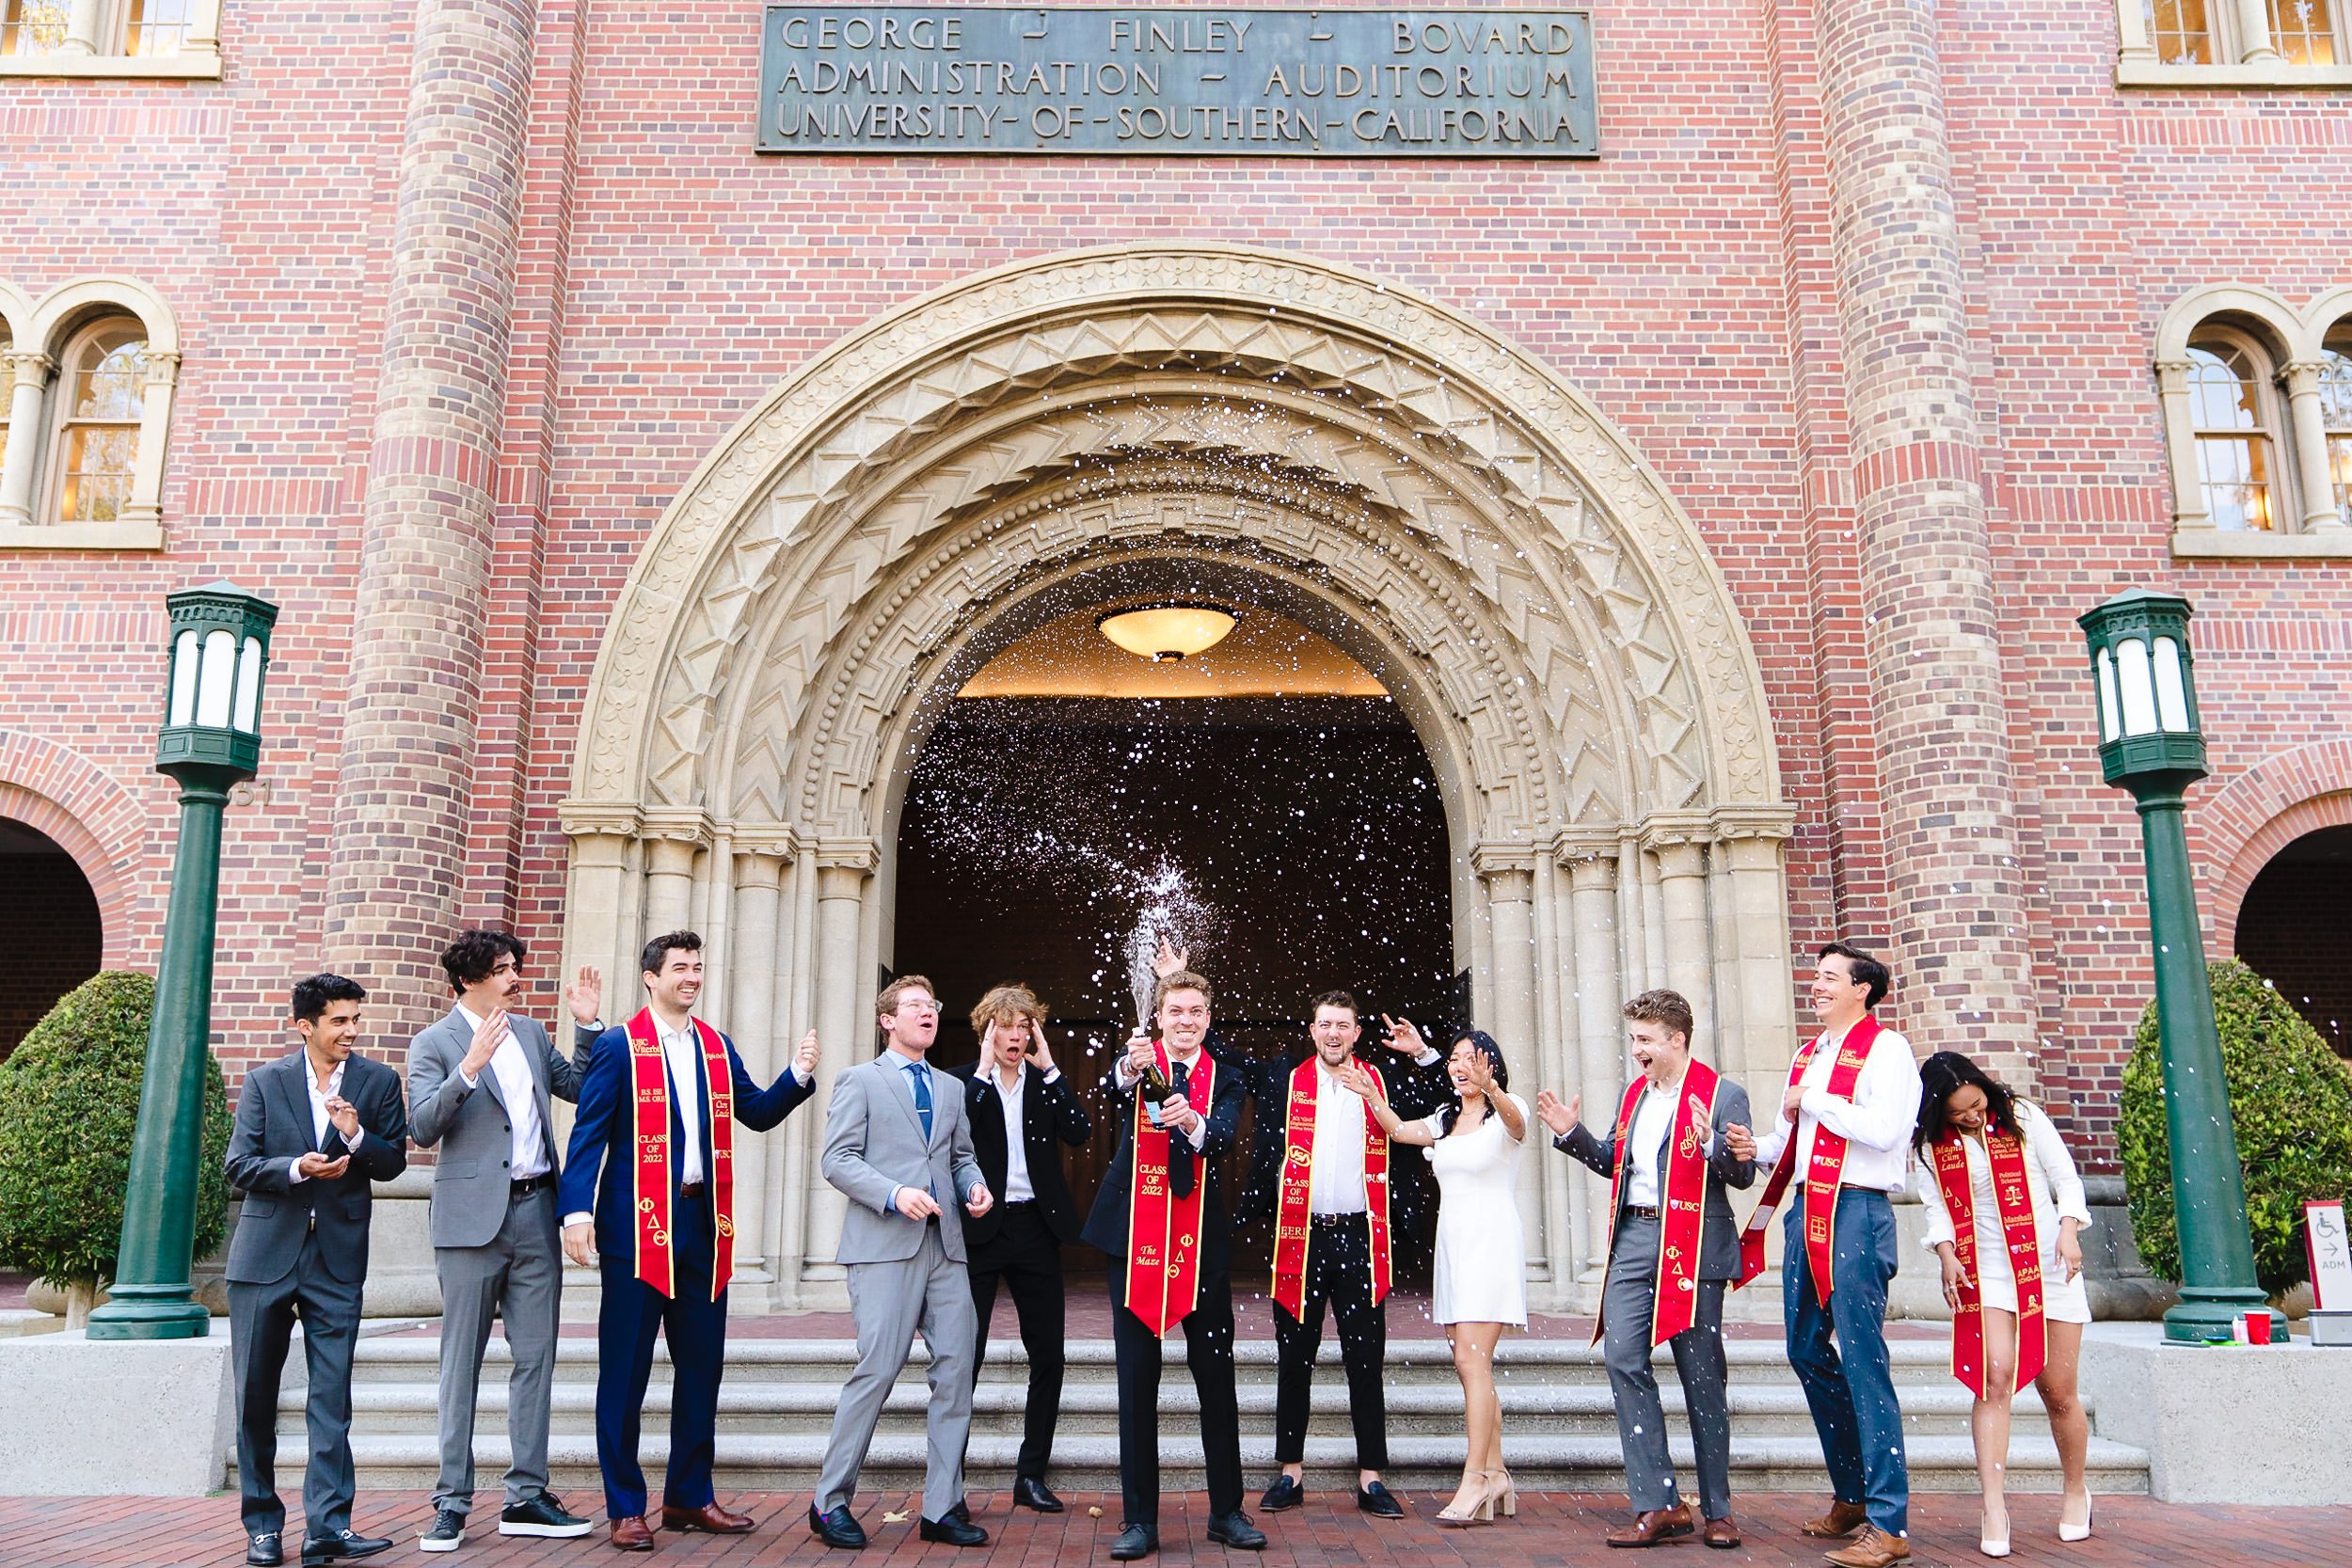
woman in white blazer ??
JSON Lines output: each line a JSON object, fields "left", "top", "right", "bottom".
{"left": 1914, "top": 1051, "right": 2094, "bottom": 1559}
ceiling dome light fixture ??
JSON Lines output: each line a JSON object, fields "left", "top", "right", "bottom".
{"left": 1095, "top": 603, "right": 1238, "bottom": 663}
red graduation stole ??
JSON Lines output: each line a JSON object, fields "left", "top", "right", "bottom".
{"left": 1593, "top": 1058, "right": 1722, "bottom": 1348}
{"left": 1931, "top": 1129, "right": 2045, "bottom": 1398}
{"left": 1737, "top": 1015, "right": 1880, "bottom": 1303}
{"left": 1123, "top": 1042, "right": 1217, "bottom": 1335}
{"left": 1271, "top": 1055, "right": 1392, "bottom": 1319}
{"left": 626, "top": 1007, "right": 736, "bottom": 1301}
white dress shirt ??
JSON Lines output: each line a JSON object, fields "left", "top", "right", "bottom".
{"left": 660, "top": 1016, "right": 709, "bottom": 1187}
{"left": 287, "top": 1057, "right": 347, "bottom": 1184}
{"left": 1754, "top": 1019, "right": 1922, "bottom": 1194}
{"left": 453, "top": 1002, "right": 551, "bottom": 1181}
{"left": 984, "top": 1060, "right": 1062, "bottom": 1203}
{"left": 1307, "top": 1061, "right": 1372, "bottom": 1215}
{"left": 1623, "top": 1079, "right": 1675, "bottom": 1210}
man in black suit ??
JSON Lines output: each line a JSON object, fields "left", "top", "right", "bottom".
{"left": 1081, "top": 969, "right": 1264, "bottom": 1561}
{"left": 950, "top": 984, "right": 1091, "bottom": 1515}
{"left": 224, "top": 974, "right": 410, "bottom": 1566}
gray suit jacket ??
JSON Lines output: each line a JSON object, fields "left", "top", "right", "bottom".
{"left": 1558, "top": 1075, "right": 1757, "bottom": 1281}
{"left": 224, "top": 1050, "right": 409, "bottom": 1286}
{"left": 406, "top": 1008, "right": 596, "bottom": 1249}
{"left": 822, "top": 1052, "right": 985, "bottom": 1266}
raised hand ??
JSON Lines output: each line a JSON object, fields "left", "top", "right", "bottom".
{"left": 461, "top": 1006, "right": 509, "bottom": 1078}
{"left": 1461, "top": 1049, "right": 1496, "bottom": 1098}
{"left": 1122, "top": 1034, "right": 1157, "bottom": 1080}
{"left": 791, "top": 1028, "right": 820, "bottom": 1081}
{"left": 325, "top": 1095, "right": 361, "bottom": 1145}
{"left": 1024, "top": 1021, "right": 1056, "bottom": 1072}
{"left": 1380, "top": 1014, "right": 1426, "bottom": 1056}
{"left": 1535, "top": 1088, "right": 1580, "bottom": 1137}
{"left": 567, "top": 964, "right": 603, "bottom": 1025}
{"left": 1152, "top": 936, "right": 1189, "bottom": 978}
{"left": 1337, "top": 1059, "right": 1380, "bottom": 1101}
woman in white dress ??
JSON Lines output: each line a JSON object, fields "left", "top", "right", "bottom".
{"left": 1345, "top": 1026, "right": 1526, "bottom": 1527}
{"left": 1914, "top": 1051, "right": 2094, "bottom": 1558}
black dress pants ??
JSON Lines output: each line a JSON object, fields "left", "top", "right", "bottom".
{"left": 966, "top": 1202, "right": 1067, "bottom": 1481}
{"left": 1272, "top": 1212, "right": 1390, "bottom": 1470}
{"left": 1108, "top": 1264, "right": 1245, "bottom": 1528}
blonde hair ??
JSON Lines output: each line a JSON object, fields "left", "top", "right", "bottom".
{"left": 875, "top": 973, "right": 936, "bottom": 1021}
{"left": 1152, "top": 969, "right": 1214, "bottom": 1015}
{"left": 969, "top": 981, "right": 1044, "bottom": 1037}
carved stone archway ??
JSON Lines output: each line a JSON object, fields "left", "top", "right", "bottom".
{"left": 563, "top": 245, "right": 1794, "bottom": 1310}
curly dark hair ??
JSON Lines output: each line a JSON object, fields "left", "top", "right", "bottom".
{"left": 1436, "top": 1029, "right": 1511, "bottom": 1138}
{"left": 441, "top": 928, "right": 525, "bottom": 993}
{"left": 1915, "top": 1049, "right": 2022, "bottom": 1154}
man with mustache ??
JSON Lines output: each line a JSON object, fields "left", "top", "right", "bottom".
{"left": 1538, "top": 989, "right": 1756, "bottom": 1549}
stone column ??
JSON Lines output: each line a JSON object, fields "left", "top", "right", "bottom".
{"left": 798, "top": 843, "right": 875, "bottom": 1307}
{"left": 1820, "top": 0, "right": 2037, "bottom": 1081}
{"left": 726, "top": 845, "right": 788, "bottom": 1291}
{"left": 59, "top": 0, "right": 102, "bottom": 55}
{"left": 1715, "top": 811, "right": 1801, "bottom": 1092}
{"left": 0, "top": 353, "right": 54, "bottom": 527}
{"left": 1475, "top": 850, "right": 1543, "bottom": 1279}
{"left": 1646, "top": 826, "right": 1716, "bottom": 1050}
{"left": 2233, "top": 0, "right": 2279, "bottom": 59}
{"left": 2155, "top": 360, "right": 2209, "bottom": 530}
{"left": 324, "top": 0, "right": 539, "bottom": 1039}
{"left": 1564, "top": 844, "right": 1623, "bottom": 1276}
{"left": 121, "top": 350, "right": 178, "bottom": 530}
{"left": 640, "top": 830, "right": 700, "bottom": 937}
{"left": 2282, "top": 361, "right": 2345, "bottom": 531}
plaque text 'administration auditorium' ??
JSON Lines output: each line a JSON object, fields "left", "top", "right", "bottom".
{"left": 756, "top": 8, "right": 1598, "bottom": 157}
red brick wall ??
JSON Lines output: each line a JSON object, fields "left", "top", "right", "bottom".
{"left": 0, "top": 0, "right": 2344, "bottom": 1180}
{"left": 0, "top": 851, "right": 104, "bottom": 1061}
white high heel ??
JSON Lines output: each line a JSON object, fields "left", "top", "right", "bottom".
{"left": 2058, "top": 1497, "right": 2094, "bottom": 1543}
{"left": 1980, "top": 1506, "right": 2011, "bottom": 1558}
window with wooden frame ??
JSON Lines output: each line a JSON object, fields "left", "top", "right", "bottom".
{"left": 2185, "top": 330, "right": 2284, "bottom": 532}
{"left": 48, "top": 319, "right": 148, "bottom": 525}
{"left": 2122, "top": 0, "right": 2350, "bottom": 81}
{"left": 2324, "top": 325, "right": 2352, "bottom": 529}
{"left": 0, "top": 0, "right": 216, "bottom": 72}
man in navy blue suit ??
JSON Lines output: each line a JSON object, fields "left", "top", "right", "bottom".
{"left": 559, "top": 929, "right": 820, "bottom": 1551}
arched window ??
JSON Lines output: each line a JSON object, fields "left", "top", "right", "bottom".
{"left": 2185, "top": 332, "right": 2282, "bottom": 533}
{"left": 2324, "top": 326, "right": 2352, "bottom": 530}
{"left": 0, "top": 329, "right": 13, "bottom": 477}
{"left": 48, "top": 320, "right": 147, "bottom": 525}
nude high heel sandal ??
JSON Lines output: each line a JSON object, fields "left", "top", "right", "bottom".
{"left": 1435, "top": 1474, "right": 1498, "bottom": 1528}
{"left": 1488, "top": 1467, "right": 1518, "bottom": 1518}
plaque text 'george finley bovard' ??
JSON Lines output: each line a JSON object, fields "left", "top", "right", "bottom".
{"left": 756, "top": 8, "right": 1599, "bottom": 157}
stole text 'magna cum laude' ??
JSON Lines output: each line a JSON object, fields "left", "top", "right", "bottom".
{"left": 757, "top": 8, "right": 1600, "bottom": 157}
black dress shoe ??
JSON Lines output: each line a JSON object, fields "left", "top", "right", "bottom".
{"left": 1206, "top": 1510, "right": 1268, "bottom": 1550}
{"left": 810, "top": 1503, "right": 868, "bottom": 1549}
{"left": 1109, "top": 1523, "right": 1157, "bottom": 1560}
{"left": 1260, "top": 1475, "right": 1305, "bottom": 1512}
{"left": 919, "top": 1515, "right": 990, "bottom": 1546}
{"left": 246, "top": 1532, "right": 282, "bottom": 1567}
{"left": 1357, "top": 1482, "right": 1406, "bottom": 1520}
{"left": 1012, "top": 1477, "right": 1065, "bottom": 1513}
{"left": 299, "top": 1528, "right": 392, "bottom": 1561}
{"left": 946, "top": 1498, "right": 971, "bottom": 1524}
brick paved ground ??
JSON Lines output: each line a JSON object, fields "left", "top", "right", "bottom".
{"left": 7, "top": 1489, "right": 2346, "bottom": 1568}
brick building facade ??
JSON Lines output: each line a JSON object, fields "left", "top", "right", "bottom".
{"left": 1, "top": 1, "right": 2345, "bottom": 1307}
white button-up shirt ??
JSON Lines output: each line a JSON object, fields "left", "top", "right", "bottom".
{"left": 453, "top": 1003, "right": 551, "bottom": 1181}
{"left": 985, "top": 1061, "right": 1063, "bottom": 1204}
{"left": 1755, "top": 1020, "right": 1922, "bottom": 1194}
{"left": 660, "top": 1015, "right": 708, "bottom": 1187}
{"left": 1307, "top": 1061, "right": 1371, "bottom": 1215}
{"left": 286, "top": 1056, "right": 349, "bottom": 1183}
{"left": 1623, "top": 1079, "right": 1676, "bottom": 1210}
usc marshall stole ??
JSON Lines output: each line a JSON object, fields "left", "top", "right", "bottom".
{"left": 1737, "top": 1016, "right": 1879, "bottom": 1304}
{"left": 1594, "top": 1058, "right": 1722, "bottom": 1349}
{"left": 1930, "top": 1129, "right": 2045, "bottom": 1398}
{"left": 625, "top": 1006, "right": 737, "bottom": 1302}
{"left": 1123, "top": 1043, "right": 1218, "bottom": 1335}
{"left": 1271, "top": 1055, "right": 1392, "bottom": 1321}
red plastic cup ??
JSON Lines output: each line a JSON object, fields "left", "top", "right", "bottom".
{"left": 2246, "top": 1312, "right": 2273, "bottom": 1346}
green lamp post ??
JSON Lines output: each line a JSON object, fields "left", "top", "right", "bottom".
{"left": 2076, "top": 588, "right": 2281, "bottom": 1344}
{"left": 87, "top": 583, "right": 278, "bottom": 1341}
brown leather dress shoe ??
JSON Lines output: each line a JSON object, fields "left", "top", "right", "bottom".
{"left": 1822, "top": 1525, "right": 1910, "bottom": 1567}
{"left": 661, "top": 1502, "right": 756, "bottom": 1534}
{"left": 1802, "top": 1499, "right": 1869, "bottom": 1539}
{"left": 1704, "top": 1515, "right": 1740, "bottom": 1549}
{"left": 1605, "top": 1502, "right": 1694, "bottom": 1547}
{"left": 609, "top": 1516, "right": 656, "bottom": 1552}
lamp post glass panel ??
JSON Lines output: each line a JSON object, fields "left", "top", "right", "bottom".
{"left": 2076, "top": 589, "right": 2281, "bottom": 1343}
{"left": 86, "top": 583, "right": 277, "bottom": 1341}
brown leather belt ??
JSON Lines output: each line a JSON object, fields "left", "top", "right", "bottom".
{"left": 679, "top": 1181, "right": 707, "bottom": 1199}
{"left": 1623, "top": 1205, "right": 1661, "bottom": 1221}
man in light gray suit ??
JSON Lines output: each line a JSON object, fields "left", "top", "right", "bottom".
{"left": 405, "top": 930, "right": 605, "bottom": 1553}
{"left": 1537, "top": 989, "right": 1758, "bottom": 1552}
{"left": 810, "top": 974, "right": 993, "bottom": 1552}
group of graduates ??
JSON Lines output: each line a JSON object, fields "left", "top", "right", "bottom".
{"left": 223, "top": 929, "right": 2095, "bottom": 1568}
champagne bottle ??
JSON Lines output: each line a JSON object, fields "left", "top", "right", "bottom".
{"left": 1136, "top": 1053, "right": 1173, "bottom": 1105}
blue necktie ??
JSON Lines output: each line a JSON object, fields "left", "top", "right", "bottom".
{"left": 905, "top": 1060, "right": 934, "bottom": 1143}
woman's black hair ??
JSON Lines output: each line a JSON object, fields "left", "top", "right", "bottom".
{"left": 1436, "top": 1029, "right": 1510, "bottom": 1137}
{"left": 1914, "top": 1049, "right": 2021, "bottom": 1154}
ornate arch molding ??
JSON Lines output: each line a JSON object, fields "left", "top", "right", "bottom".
{"left": 565, "top": 244, "right": 1782, "bottom": 832}
{"left": 0, "top": 728, "right": 150, "bottom": 967}
{"left": 2197, "top": 737, "right": 2352, "bottom": 950}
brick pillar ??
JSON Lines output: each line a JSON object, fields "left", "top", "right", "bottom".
{"left": 1818, "top": 0, "right": 2036, "bottom": 1080}
{"left": 325, "top": 0, "right": 539, "bottom": 1039}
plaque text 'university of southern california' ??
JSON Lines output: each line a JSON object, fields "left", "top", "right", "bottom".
{"left": 756, "top": 8, "right": 1599, "bottom": 157}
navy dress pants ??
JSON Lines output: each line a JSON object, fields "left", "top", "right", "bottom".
{"left": 596, "top": 1194, "right": 728, "bottom": 1521}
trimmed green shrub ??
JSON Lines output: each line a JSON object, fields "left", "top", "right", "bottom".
{"left": 0, "top": 971, "right": 231, "bottom": 1293}
{"left": 2121, "top": 958, "right": 2352, "bottom": 1296}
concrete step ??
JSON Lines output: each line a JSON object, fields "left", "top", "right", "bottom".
{"left": 262, "top": 1331, "right": 2151, "bottom": 1498}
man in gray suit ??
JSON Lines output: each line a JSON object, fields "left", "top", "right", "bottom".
{"left": 810, "top": 974, "right": 993, "bottom": 1551}
{"left": 224, "top": 974, "right": 409, "bottom": 1567}
{"left": 1537, "top": 989, "right": 1757, "bottom": 1551}
{"left": 405, "top": 930, "right": 605, "bottom": 1553}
